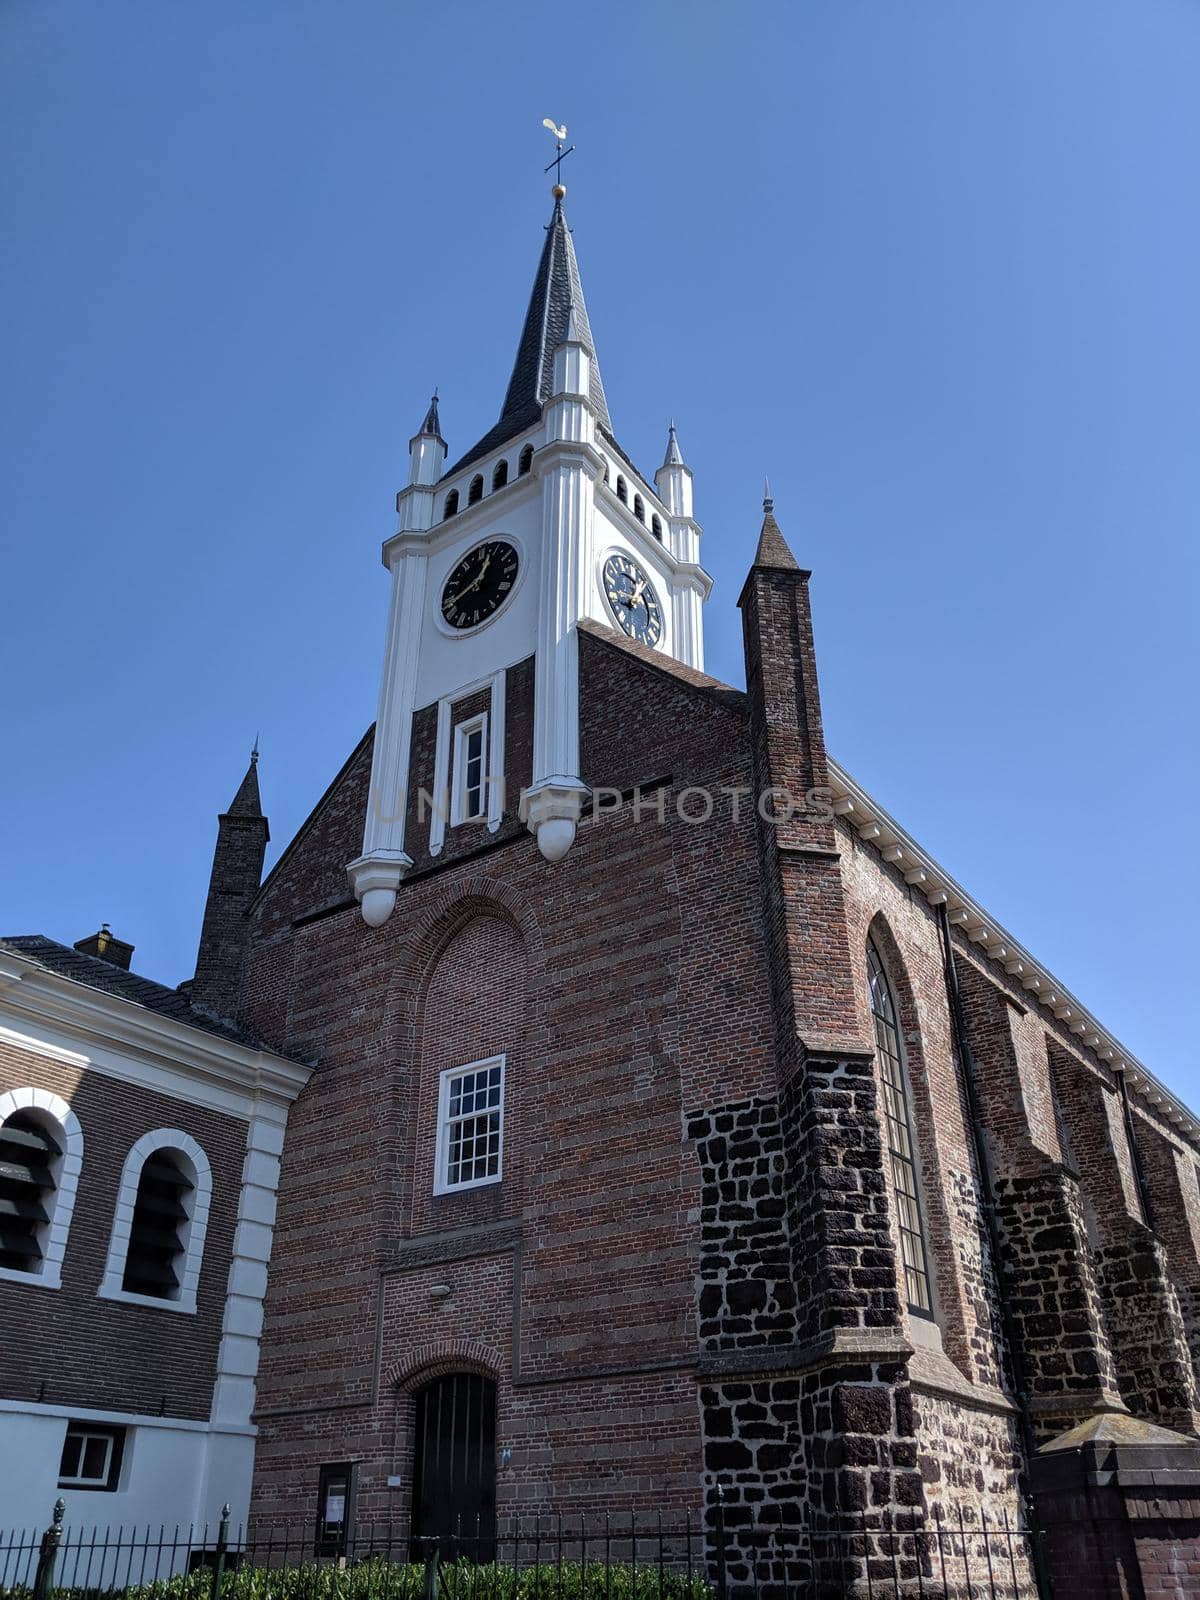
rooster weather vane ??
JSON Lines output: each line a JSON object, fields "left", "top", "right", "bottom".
{"left": 542, "top": 118, "right": 574, "bottom": 194}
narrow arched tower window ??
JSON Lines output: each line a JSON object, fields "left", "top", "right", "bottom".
{"left": 616, "top": 476, "right": 627, "bottom": 504}
{"left": 633, "top": 494, "right": 645, "bottom": 523}
{"left": 518, "top": 445, "right": 534, "bottom": 477}
{"left": 468, "top": 475, "right": 484, "bottom": 505}
{"left": 492, "top": 460, "right": 508, "bottom": 491}
{"left": 867, "top": 938, "right": 933, "bottom": 1317}
{"left": 443, "top": 489, "right": 459, "bottom": 519}
{"left": 651, "top": 514, "right": 662, "bottom": 541}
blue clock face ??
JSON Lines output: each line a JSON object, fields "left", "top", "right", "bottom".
{"left": 603, "top": 553, "right": 663, "bottom": 647}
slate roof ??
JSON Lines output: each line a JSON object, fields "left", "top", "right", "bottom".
{"left": 751, "top": 506, "right": 802, "bottom": 573}
{"left": 445, "top": 198, "right": 612, "bottom": 476}
{"left": 226, "top": 753, "right": 265, "bottom": 821}
{"left": 0, "top": 934, "right": 274, "bottom": 1052}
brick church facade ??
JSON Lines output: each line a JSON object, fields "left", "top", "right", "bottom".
{"left": 188, "top": 191, "right": 1200, "bottom": 1595}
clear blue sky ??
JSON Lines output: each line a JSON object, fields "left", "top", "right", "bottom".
{"left": 2, "top": 2, "right": 1196, "bottom": 1101}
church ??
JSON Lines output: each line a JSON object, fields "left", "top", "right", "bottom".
{"left": 179, "top": 181, "right": 1200, "bottom": 1593}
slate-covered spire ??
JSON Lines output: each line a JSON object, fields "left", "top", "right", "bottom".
{"left": 752, "top": 481, "right": 801, "bottom": 572}
{"left": 655, "top": 421, "right": 694, "bottom": 522}
{"left": 409, "top": 390, "right": 447, "bottom": 486}
{"left": 446, "top": 198, "right": 610, "bottom": 473}
{"left": 192, "top": 746, "right": 270, "bottom": 1016}
{"left": 417, "top": 391, "right": 445, "bottom": 445}
{"left": 227, "top": 746, "right": 263, "bottom": 818}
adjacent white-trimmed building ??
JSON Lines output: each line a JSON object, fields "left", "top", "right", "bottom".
{"left": 0, "top": 923, "right": 310, "bottom": 1532}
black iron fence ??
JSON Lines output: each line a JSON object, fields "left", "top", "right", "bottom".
{"left": 0, "top": 1499, "right": 1040, "bottom": 1600}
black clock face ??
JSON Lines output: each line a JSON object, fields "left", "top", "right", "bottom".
{"left": 441, "top": 540, "right": 520, "bottom": 630}
{"left": 603, "top": 553, "right": 663, "bottom": 647}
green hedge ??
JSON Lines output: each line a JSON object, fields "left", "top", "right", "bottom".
{"left": 3, "top": 1558, "right": 713, "bottom": 1600}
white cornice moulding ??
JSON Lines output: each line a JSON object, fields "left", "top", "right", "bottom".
{"left": 0, "top": 957, "right": 311, "bottom": 1124}
{"left": 826, "top": 758, "right": 1199, "bottom": 1152}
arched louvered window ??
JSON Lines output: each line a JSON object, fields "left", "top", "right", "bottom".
{"left": 518, "top": 445, "right": 534, "bottom": 477}
{"left": 0, "top": 1112, "right": 60, "bottom": 1274}
{"left": 0, "top": 1089, "right": 81, "bottom": 1289}
{"left": 101, "top": 1129, "right": 212, "bottom": 1313}
{"left": 651, "top": 514, "right": 663, "bottom": 541}
{"left": 616, "top": 476, "right": 627, "bottom": 504}
{"left": 468, "top": 475, "right": 484, "bottom": 505}
{"left": 122, "top": 1149, "right": 195, "bottom": 1299}
{"left": 492, "top": 460, "right": 509, "bottom": 491}
{"left": 443, "top": 489, "right": 459, "bottom": 519}
{"left": 633, "top": 494, "right": 645, "bottom": 523}
{"left": 603, "top": 461, "right": 610, "bottom": 485}
{"left": 867, "top": 939, "right": 933, "bottom": 1317}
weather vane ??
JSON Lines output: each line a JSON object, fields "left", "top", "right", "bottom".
{"left": 542, "top": 118, "right": 574, "bottom": 196}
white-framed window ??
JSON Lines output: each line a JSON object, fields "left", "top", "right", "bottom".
{"left": 98, "top": 1129, "right": 212, "bottom": 1314}
{"left": 0, "top": 1086, "right": 83, "bottom": 1290}
{"left": 434, "top": 1055, "right": 505, "bottom": 1195}
{"left": 58, "top": 1422, "right": 126, "bottom": 1492}
{"left": 451, "top": 713, "right": 489, "bottom": 825}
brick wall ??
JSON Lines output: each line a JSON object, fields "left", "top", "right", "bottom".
{"left": 0, "top": 1038, "right": 242, "bottom": 1420}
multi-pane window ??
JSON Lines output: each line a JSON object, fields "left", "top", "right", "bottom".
{"left": 452, "top": 715, "right": 488, "bottom": 824}
{"left": 435, "top": 1057, "right": 504, "bottom": 1194}
{"left": 867, "top": 940, "right": 933, "bottom": 1317}
{"left": 58, "top": 1423, "right": 125, "bottom": 1491}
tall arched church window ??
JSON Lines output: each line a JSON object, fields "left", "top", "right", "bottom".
{"left": 633, "top": 494, "right": 645, "bottom": 523}
{"left": 867, "top": 938, "right": 933, "bottom": 1317}
{"left": 616, "top": 476, "right": 627, "bottom": 505}
{"left": 0, "top": 1088, "right": 82, "bottom": 1289}
{"left": 468, "top": 475, "right": 484, "bottom": 505}
{"left": 492, "top": 460, "right": 508, "bottom": 491}
{"left": 443, "top": 490, "right": 459, "bottom": 519}
{"left": 651, "top": 514, "right": 663, "bottom": 541}
{"left": 518, "top": 445, "right": 534, "bottom": 477}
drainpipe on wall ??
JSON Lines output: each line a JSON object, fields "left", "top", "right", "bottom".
{"left": 936, "top": 902, "right": 1053, "bottom": 1600}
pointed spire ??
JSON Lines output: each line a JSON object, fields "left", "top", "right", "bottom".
{"left": 503, "top": 199, "right": 609, "bottom": 426}
{"left": 752, "top": 489, "right": 801, "bottom": 572}
{"left": 227, "top": 749, "right": 264, "bottom": 818}
{"left": 445, "top": 199, "right": 610, "bottom": 474}
{"left": 418, "top": 391, "right": 444, "bottom": 444}
{"left": 662, "top": 422, "right": 684, "bottom": 468}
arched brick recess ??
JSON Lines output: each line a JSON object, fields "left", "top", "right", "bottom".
{"left": 865, "top": 913, "right": 977, "bottom": 1377}
{"left": 399, "top": 900, "right": 530, "bottom": 1234}
{"left": 384, "top": 877, "right": 545, "bottom": 1022}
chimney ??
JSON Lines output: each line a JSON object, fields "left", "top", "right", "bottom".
{"left": 73, "top": 924, "right": 135, "bottom": 971}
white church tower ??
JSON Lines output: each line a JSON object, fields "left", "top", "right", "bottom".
{"left": 347, "top": 182, "right": 712, "bottom": 926}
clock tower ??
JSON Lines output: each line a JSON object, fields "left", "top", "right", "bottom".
{"left": 347, "top": 189, "right": 712, "bottom": 925}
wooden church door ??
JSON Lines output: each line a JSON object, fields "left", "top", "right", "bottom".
{"left": 410, "top": 1372, "right": 497, "bottom": 1560}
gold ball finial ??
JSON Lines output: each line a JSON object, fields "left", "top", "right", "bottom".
{"left": 552, "top": 182, "right": 566, "bottom": 200}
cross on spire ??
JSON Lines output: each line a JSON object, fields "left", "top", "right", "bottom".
{"left": 541, "top": 118, "right": 575, "bottom": 195}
